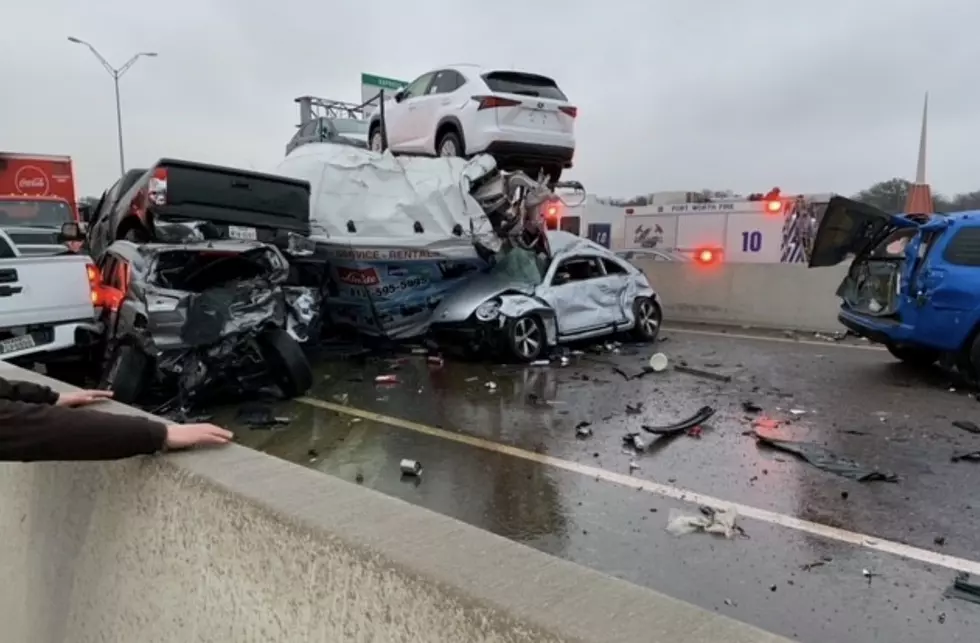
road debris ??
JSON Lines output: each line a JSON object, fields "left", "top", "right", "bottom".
{"left": 400, "top": 459, "right": 423, "bottom": 476}
{"left": 649, "top": 352, "right": 669, "bottom": 372}
{"left": 741, "top": 400, "right": 763, "bottom": 413}
{"left": 754, "top": 433, "right": 899, "bottom": 482}
{"left": 485, "top": 381, "right": 498, "bottom": 391}
{"left": 623, "top": 433, "right": 647, "bottom": 451}
{"left": 531, "top": 359, "right": 550, "bottom": 366}
{"left": 625, "top": 402, "right": 644, "bottom": 415}
{"left": 642, "top": 405, "right": 716, "bottom": 436}
{"left": 628, "top": 459, "right": 640, "bottom": 473}
{"left": 953, "top": 420, "right": 980, "bottom": 434}
{"left": 666, "top": 506, "right": 742, "bottom": 539}
{"left": 236, "top": 403, "right": 290, "bottom": 429}
{"left": 800, "top": 555, "right": 833, "bottom": 571}
{"left": 426, "top": 355, "right": 445, "bottom": 368}
{"left": 375, "top": 374, "right": 399, "bottom": 384}
{"left": 951, "top": 450, "right": 980, "bottom": 463}
{"left": 575, "top": 421, "right": 593, "bottom": 438}
{"left": 674, "top": 364, "right": 733, "bottom": 383}
{"left": 945, "top": 573, "right": 980, "bottom": 605}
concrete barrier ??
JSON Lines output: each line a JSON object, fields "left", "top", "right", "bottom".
{"left": 635, "top": 259, "right": 850, "bottom": 333}
{"left": 0, "top": 363, "right": 786, "bottom": 643}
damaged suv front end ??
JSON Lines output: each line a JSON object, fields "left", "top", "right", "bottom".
{"left": 99, "top": 239, "right": 319, "bottom": 405}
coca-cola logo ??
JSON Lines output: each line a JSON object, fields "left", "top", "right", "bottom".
{"left": 14, "top": 166, "right": 49, "bottom": 196}
{"left": 337, "top": 267, "right": 380, "bottom": 286}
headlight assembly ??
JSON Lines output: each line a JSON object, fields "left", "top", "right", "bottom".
{"left": 475, "top": 299, "right": 501, "bottom": 322}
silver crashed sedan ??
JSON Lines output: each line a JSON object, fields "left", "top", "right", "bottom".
{"left": 429, "top": 230, "right": 662, "bottom": 362}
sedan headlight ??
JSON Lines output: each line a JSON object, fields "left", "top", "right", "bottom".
{"left": 475, "top": 299, "right": 501, "bottom": 322}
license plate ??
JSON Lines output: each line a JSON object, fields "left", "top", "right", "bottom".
{"left": 0, "top": 334, "right": 36, "bottom": 355}
{"left": 228, "top": 226, "right": 257, "bottom": 241}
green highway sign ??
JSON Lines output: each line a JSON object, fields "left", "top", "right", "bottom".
{"left": 361, "top": 73, "right": 408, "bottom": 90}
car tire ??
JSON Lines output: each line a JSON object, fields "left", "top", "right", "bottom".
{"left": 259, "top": 329, "right": 313, "bottom": 398}
{"left": 959, "top": 332, "right": 980, "bottom": 380}
{"left": 630, "top": 296, "right": 662, "bottom": 342}
{"left": 103, "top": 344, "right": 150, "bottom": 404}
{"left": 886, "top": 343, "right": 939, "bottom": 368}
{"left": 369, "top": 126, "right": 385, "bottom": 152}
{"left": 437, "top": 131, "right": 463, "bottom": 158}
{"left": 506, "top": 314, "right": 545, "bottom": 362}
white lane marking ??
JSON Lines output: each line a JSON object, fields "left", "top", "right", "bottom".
{"left": 665, "top": 326, "right": 884, "bottom": 351}
{"left": 297, "top": 395, "right": 980, "bottom": 576}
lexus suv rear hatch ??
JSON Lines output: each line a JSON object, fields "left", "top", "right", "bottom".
{"left": 809, "top": 196, "right": 924, "bottom": 317}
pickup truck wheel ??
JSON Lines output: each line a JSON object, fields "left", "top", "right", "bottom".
{"left": 369, "top": 127, "right": 385, "bottom": 152}
{"left": 506, "top": 315, "right": 544, "bottom": 362}
{"left": 103, "top": 345, "right": 149, "bottom": 404}
{"left": 630, "top": 297, "right": 662, "bottom": 342}
{"left": 259, "top": 329, "right": 313, "bottom": 398}
{"left": 886, "top": 343, "right": 940, "bottom": 368}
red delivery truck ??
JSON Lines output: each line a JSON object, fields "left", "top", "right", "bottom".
{"left": 0, "top": 152, "right": 79, "bottom": 220}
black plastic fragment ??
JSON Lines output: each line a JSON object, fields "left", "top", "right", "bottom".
{"left": 675, "top": 364, "right": 733, "bottom": 383}
{"left": 642, "top": 405, "right": 716, "bottom": 436}
{"left": 754, "top": 433, "right": 898, "bottom": 482}
{"left": 953, "top": 420, "right": 980, "bottom": 434}
{"left": 945, "top": 573, "right": 980, "bottom": 605}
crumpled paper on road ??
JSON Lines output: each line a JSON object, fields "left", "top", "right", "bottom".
{"left": 666, "top": 506, "right": 739, "bottom": 539}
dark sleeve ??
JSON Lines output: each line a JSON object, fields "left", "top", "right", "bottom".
{"left": 0, "top": 377, "right": 59, "bottom": 405}
{"left": 0, "top": 401, "right": 167, "bottom": 462}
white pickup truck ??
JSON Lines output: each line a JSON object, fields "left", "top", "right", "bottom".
{"left": 0, "top": 225, "right": 101, "bottom": 364}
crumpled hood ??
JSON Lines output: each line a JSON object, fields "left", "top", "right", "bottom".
{"left": 432, "top": 274, "right": 536, "bottom": 324}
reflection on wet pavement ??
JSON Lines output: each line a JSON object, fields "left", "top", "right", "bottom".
{"left": 220, "top": 329, "right": 980, "bottom": 643}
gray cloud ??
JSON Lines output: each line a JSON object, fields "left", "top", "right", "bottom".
{"left": 4, "top": 0, "right": 977, "bottom": 199}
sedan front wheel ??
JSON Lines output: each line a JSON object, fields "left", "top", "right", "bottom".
{"left": 506, "top": 315, "right": 545, "bottom": 362}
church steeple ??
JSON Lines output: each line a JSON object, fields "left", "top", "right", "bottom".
{"left": 904, "top": 92, "right": 934, "bottom": 214}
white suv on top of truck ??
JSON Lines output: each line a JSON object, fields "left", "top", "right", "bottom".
{"left": 368, "top": 64, "right": 577, "bottom": 182}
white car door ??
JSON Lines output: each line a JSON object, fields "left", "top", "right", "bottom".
{"left": 537, "top": 254, "right": 619, "bottom": 336}
{"left": 406, "top": 69, "right": 466, "bottom": 155}
{"left": 386, "top": 72, "right": 435, "bottom": 151}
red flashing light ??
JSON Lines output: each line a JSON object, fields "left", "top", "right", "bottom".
{"left": 696, "top": 248, "right": 719, "bottom": 264}
{"left": 545, "top": 203, "right": 560, "bottom": 219}
{"left": 766, "top": 200, "right": 782, "bottom": 213}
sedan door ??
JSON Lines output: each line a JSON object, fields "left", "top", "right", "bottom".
{"left": 536, "top": 254, "right": 619, "bottom": 336}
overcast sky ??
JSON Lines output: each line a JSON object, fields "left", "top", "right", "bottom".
{"left": 5, "top": 0, "right": 978, "bottom": 199}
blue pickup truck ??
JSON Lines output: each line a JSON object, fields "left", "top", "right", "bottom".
{"left": 810, "top": 196, "right": 980, "bottom": 378}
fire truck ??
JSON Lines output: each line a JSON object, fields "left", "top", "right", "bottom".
{"left": 546, "top": 188, "right": 832, "bottom": 265}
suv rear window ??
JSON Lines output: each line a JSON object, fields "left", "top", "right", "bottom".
{"left": 482, "top": 71, "right": 568, "bottom": 101}
{"left": 943, "top": 227, "right": 980, "bottom": 266}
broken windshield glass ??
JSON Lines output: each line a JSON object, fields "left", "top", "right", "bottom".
{"left": 488, "top": 246, "right": 544, "bottom": 284}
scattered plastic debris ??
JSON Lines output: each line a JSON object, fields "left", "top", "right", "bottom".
{"left": 531, "top": 359, "right": 550, "bottom": 366}
{"left": 674, "top": 364, "right": 733, "bottom": 383}
{"left": 485, "top": 381, "right": 498, "bottom": 390}
{"left": 789, "top": 408, "right": 807, "bottom": 416}
{"left": 945, "top": 573, "right": 980, "bottom": 605}
{"left": 623, "top": 432, "right": 646, "bottom": 451}
{"left": 400, "top": 459, "right": 423, "bottom": 476}
{"left": 649, "top": 353, "right": 669, "bottom": 372}
{"left": 426, "top": 356, "right": 444, "bottom": 368}
{"left": 741, "top": 400, "right": 763, "bottom": 413}
{"left": 332, "top": 393, "right": 349, "bottom": 405}
{"left": 953, "top": 420, "right": 980, "bottom": 434}
{"left": 666, "top": 506, "right": 741, "bottom": 539}
{"left": 625, "top": 402, "right": 644, "bottom": 415}
{"left": 628, "top": 459, "right": 640, "bottom": 473}
{"left": 642, "top": 406, "right": 716, "bottom": 436}
{"left": 754, "top": 433, "right": 898, "bottom": 482}
{"left": 375, "top": 374, "right": 399, "bottom": 384}
{"left": 575, "top": 421, "right": 593, "bottom": 438}
{"left": 951, "top": 450, "right": 980, "bottom": 463}
{"left": 800, "top": 555, "right": 833, "bottom": 571}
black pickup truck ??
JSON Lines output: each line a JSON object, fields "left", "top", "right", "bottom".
{"left": 85, "top": 159, "right": 311, "bottom": 260}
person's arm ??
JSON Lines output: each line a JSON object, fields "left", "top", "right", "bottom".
{"left": 0, "top": 401, "right": 167, "bottom": 461}
{"left": 0, "top": 376, "right": 58, "bottom": 405}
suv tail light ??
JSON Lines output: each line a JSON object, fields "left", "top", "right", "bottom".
{"left": 86, "top": 263, "right": 103, "bottom": 307}
{"left": 472, "top": 95, "right": 521, "bottom": 110}
{"left": 558, "top": 106, "right": 578, "bottom": 118}
{"left": 148, "top": 167, "right": 168, "bottom": 206}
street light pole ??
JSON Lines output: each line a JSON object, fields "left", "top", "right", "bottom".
{"left": 67, "top": 37, "right": 157, "bottom": 176}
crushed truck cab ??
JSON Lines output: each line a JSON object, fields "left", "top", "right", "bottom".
{"left": 810, "top": 196, "right": 980, "bottom": 376}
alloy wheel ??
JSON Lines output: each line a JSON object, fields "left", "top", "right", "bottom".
{"left": 638, "top": 300, "right": 660, "bottom": 338}
{"left": 513, "top": 317, "right": 541, "bottom": 359}
{"left": 439, "top": 139, "right": 458, "bottom": 157}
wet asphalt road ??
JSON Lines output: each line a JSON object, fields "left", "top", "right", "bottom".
{"left": 216, "top": 326, "right": 980, "bottom": 642}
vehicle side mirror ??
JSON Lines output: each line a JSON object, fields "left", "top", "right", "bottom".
{"left": 58, "top": 221, "right": 84, "bottom": 242}
{"left": 394, "top": 90, "right": 406, "bottom": 103}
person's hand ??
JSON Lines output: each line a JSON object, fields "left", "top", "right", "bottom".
{"left": 164, "top": 423, "right": 234, "bottom": 450}
{"left": 56, "top": 389, "right": 114, "bottom": 407}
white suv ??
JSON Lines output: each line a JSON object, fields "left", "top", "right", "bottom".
{"left": 367, "top": 64, "right": 577, "bottom": 182}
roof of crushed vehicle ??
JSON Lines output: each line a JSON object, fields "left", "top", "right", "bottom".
{"left": 547, "top": 230, "right": 618, "bottom": 258}
{"left": 136, "top": 240, "right": 274, "bottom": 254}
